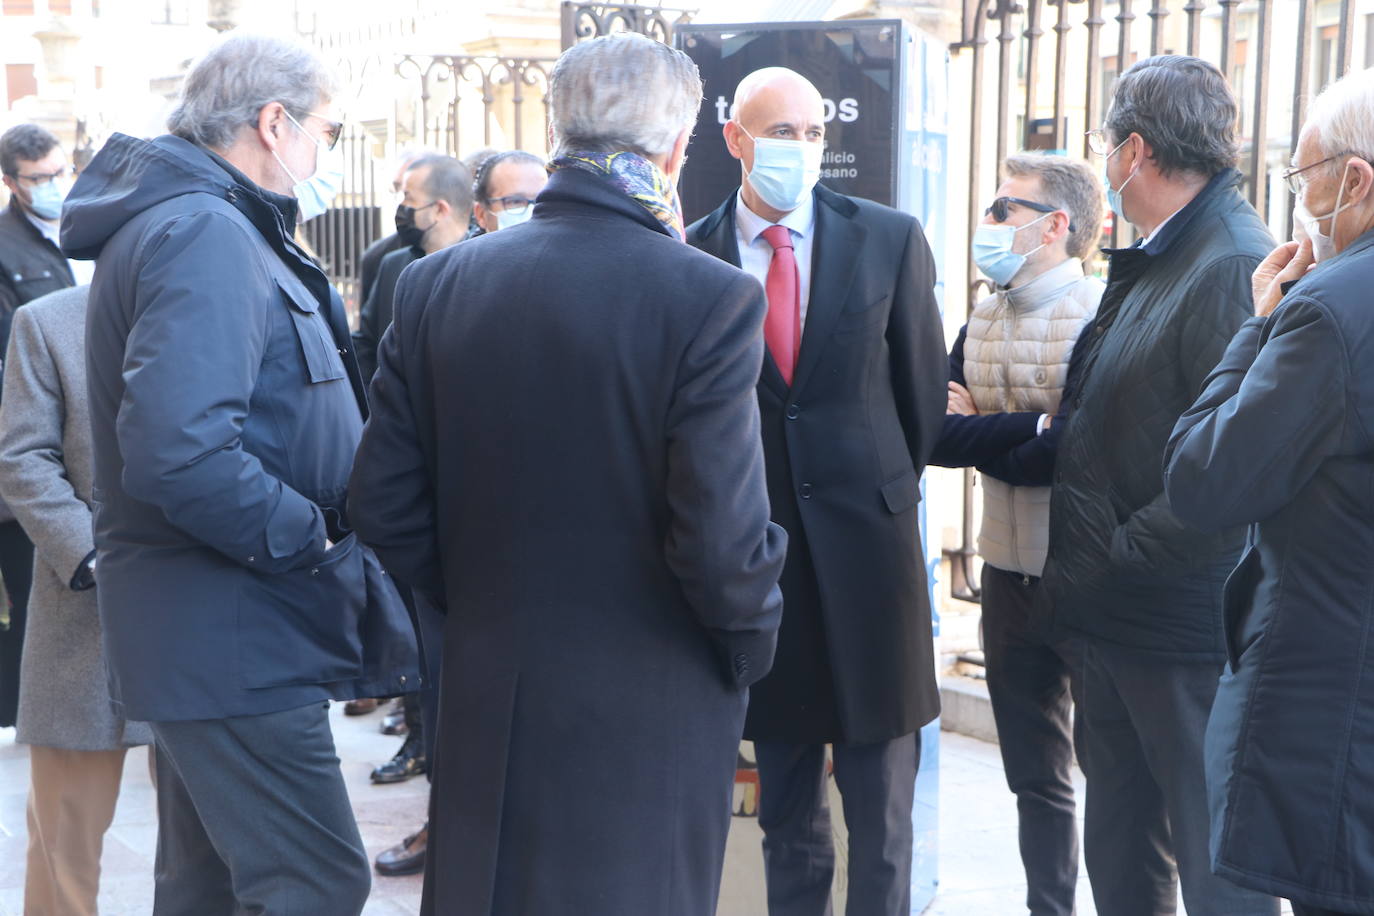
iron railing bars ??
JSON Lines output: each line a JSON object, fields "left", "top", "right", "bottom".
{"left": 1023, "top": 0, "right": 1045, "bottom": 149}
{"left": 1249, "top": 0, "right": 1272, "bottom": 215}
{"left": 1051, "top": 0, "right": 1072, "bottom": 150}
{"left": 1289, "top": 0, "right": 1316, "bottom": 239}
{"left": 1148, "top": 0, "right": 1169, "bottom": 56}
{"left": 1184, "top": 0, "right": 1205, "bottom": 56}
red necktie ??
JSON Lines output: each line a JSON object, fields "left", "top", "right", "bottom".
{"left": 761, "top": 225, "right": 799, "bottom": 385}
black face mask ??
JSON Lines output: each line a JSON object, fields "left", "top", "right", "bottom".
{"left": 394, "top": 201, "right": 436, "bottom": 250}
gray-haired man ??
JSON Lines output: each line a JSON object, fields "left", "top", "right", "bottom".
{"left": 1043, "top": 56, "right": 1279, "bottom": 914}
{"left": 350, "top": 32, "right": 784, "bottom": 916}
{"left": 931, "top": 152, "right": 1104, "bottom": 916}
{"left": 60, "top": 33, "right": 419, "bottom": 915}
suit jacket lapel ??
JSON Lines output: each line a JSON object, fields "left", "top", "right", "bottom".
{"left": 698, "top": 195, "right": 789, "bottom": 399}
{"left": 791, "top": 189, "right": 864, "bottom": 397}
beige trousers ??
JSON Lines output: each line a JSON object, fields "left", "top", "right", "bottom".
{"left": 24, "top": 745, "right": 129, "bottom": 916}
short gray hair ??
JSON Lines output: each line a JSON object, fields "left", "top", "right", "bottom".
{"left": 1306, "top": 68, "right": 1374, "bottom": 169}
{"left": 549, "top": 33, "right": 702, "bottom": 159}
{"left": 168, "top": 34, "right": 338, "bottom": 151}
{"left": 1003, "top": 153, "right": 1104, "bottom": 260}
{"left": 1105, "top": 55, "right": 1237, "bottom": 178}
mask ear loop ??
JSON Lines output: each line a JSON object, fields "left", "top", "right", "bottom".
{"left": 1016, "top": 210, "right": 1054, "bottom": 259}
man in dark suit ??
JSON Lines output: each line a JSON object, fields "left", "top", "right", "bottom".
{"left": 686, "top": 67, "right": 947, "bottom": 916}
{"left": 353, "top": 154, "right": 472, "bottom": 390}
{"left": 350, "top": 32, "right": 786, "bottom": 916}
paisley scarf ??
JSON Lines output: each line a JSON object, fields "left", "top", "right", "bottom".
{"left": 549, "top": 150, "right": 685, "bottom": 241}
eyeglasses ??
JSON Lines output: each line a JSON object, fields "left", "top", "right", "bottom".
{"left": 14, "top": 166, "right": 72, "bottom": 188}
{"left": 1086, "top": 128, "right": 1112, "bottom": 157}
{"left": 305, "top": 111, "right": 344, "bottom": 151}
{"left": 487, "top": 195, "right": 535, "bottom": 215}
{"left": 1281, "top": 153, "right": 1361, "bottom": 195}
{"left": 985, "top": 196, "right": 1076, "bottom": 233}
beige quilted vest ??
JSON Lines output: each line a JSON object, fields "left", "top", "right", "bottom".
{"left": 964, "top": 257, "right": 1103, "bottom": 576}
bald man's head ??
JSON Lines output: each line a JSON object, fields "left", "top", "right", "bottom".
{"left": 723, "top": 67, "right": 826, "bottom": 217}
{"left": 730, "top": 68, "right": 826, "bottom": 138}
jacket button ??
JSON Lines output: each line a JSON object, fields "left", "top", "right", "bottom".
{"left": 311, "top": 568, "right": 320, "bottom": 576}
{"left": 247, "top": 555, "right": 255, "bottom": 563}
{"left": 800, "top": 483, "right": 813, "bottom": 499}
{"left": 398, "top": 675, "right": 408, "bottom": 686}
{"left": 786, "top": 404, "right": 800, "bottom": 420}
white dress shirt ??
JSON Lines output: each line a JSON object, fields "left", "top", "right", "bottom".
{"left": 733, "top": 189, "right": 817, "bottom": 329}
{"left": 27, "top": 210, "right": 95, "bottom": 286}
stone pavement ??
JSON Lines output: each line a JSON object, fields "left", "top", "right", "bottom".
{"left": 0, "top": 706, "right": 1293, "bottom": 915}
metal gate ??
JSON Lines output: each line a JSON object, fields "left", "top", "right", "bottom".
{"left": 944, "top": 0, "right": 1363, "bottom": 601}
{"left": 304, "top": 2, "right": 693, "bottom": 313}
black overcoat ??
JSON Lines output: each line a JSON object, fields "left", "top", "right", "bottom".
{"left": 1166, "top": 228, "right": 1374, "bottom": 912}
{"left": 349, "top": 166, "right": 787, "bottom": 916}
{"left": 687, "top": 185, "right": 947, "bottom": 745}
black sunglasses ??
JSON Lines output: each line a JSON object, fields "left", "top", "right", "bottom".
{"left": 985, "top": 196, "right": 1076, "bottom": 233}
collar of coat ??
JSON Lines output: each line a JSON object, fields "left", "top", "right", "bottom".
{"left": 1102, "top": 167, "right": 1244, "bottom": 262}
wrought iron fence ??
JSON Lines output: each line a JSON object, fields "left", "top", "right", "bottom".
{"left": 305, "top": 3, "right": 692, "bottom": 315}
{"left": 560, "top": 0, "right": 696, "bottom": 46}
{"left": 944, "top": 0, "right": 1361, "bottom": 602}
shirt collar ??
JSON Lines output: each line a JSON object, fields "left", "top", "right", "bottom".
{"left": 735, "top": 187, "right": 816, "bottom": 243}
{"left": 24, "top": 208, "right": 60, "bottom": 246}
{"left": 1112, "top": 167, "right": 1241, "bottom": 258}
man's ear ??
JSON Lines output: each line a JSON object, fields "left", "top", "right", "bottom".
{"left": 723, "top": 120, "right": 745, "bottom": 162}
{"left": 664, "top": 127, "right": 692, "bottom": 182}
{"left": 1047, "top": 210, "right": 1072, "bottom": 246}
{"left": 1346, "top": 157, "right": 1374, "bottom": 206}
{"left": 257, "top": 101, "right": 288, "bottom": 152}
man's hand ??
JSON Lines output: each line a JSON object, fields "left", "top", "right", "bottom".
{"left": 947, "top": 381, "right": 978, "bottom": 416}
{"left": 1252, "top": 238, "right": 1315, "bottom": 318}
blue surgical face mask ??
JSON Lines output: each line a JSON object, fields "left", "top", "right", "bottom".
{"left": 273, "top": 111, "right": 344, "bottom": 222}
{"left": 1102, "top": 134, "right": 1139, "bottom": 221}
{"left": 738, "top": 124, "right": 823, "bottom": 213}
{"left": 26, "top": 180, "right": 65, "bottom": 221}
{"left": 495, "top": 206, "right": 533, "bottom": 231}
{"left": 972, "top": 211, "right": 1051, "bottom": 287}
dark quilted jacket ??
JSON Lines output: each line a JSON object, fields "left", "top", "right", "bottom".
{"left": 1036, "top": 169, "right": 1274, "bottom": 657}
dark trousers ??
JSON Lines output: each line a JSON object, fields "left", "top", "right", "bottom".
{"left": 1081, "top": 640, "right": 1279, "bottom": 916}
{"left": 981, "top": 564, "right": 1084, "bottom": 916}
{"left": 150, "top": 702, "right": 370, "bottom": 916}
{"left": 754, "top": 732, "right": 920, "bottom": 916}
{"left": 0, "top": 519, "right": 34, "bottom": 727}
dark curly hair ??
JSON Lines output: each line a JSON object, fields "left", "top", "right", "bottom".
{"left": 0, "top": 124, "right": 61, "bottom": 178}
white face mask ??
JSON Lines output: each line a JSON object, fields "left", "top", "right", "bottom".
{"left": 1297, "top": 161, "right": 1363, "bottom": 263}
{"left": 272, "top": 111, "right": 344, "bottom": 222}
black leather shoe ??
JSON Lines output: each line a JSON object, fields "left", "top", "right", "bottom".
{"left": 375, "top": 823, "right": 427, "bottom": 876}
{"left": 380, "top": 698, "right": 408, "bottom": 736}
{"left": 371, "top": 733, "right": 427, "bottom": 784}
